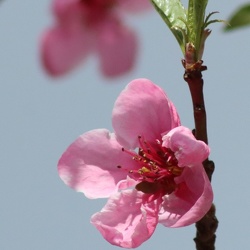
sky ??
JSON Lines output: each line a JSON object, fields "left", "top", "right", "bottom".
{"left": 1, "top": 0, "right": 250, "bottom": 250}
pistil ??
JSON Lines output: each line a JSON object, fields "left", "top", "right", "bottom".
{"left": 118, "top": 136, "right": 183, "bottom": 196}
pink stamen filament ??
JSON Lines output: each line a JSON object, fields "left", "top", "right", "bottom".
{"left": 118, "top": 137, "right": 183, "bottom": 195}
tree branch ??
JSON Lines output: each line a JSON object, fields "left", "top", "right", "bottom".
{"left": 183, "top": 60, "right": 218, "bottom": 250}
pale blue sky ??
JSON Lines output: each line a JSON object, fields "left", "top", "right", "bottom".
{"left": 1, "top": 1, "right": 250, "bottom": 249}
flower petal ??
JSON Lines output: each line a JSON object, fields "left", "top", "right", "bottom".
{"left": 112, "top": 79, "right": 181, "bottom": 149}
{"left": 40, "top": 23, "right": 92, "bottom": 76}
{"left": 52, "top": 0, "right": 80, "bottom": 19}
{"left": 158, "top": 164, "right": 213, "bottom": 227}
{"left": 96, "top": 18, "right": 137, "bottom": 77}
{"left": 91, "top": 189, "right": 159, "bottom": 248}
{"left": 162, "top": 126, "right": 210, "bottom": 166}
{"left": 118, "top": 0, "right": 153, "bottom": 13}
{"left": 58, "top": 129, "right": 137, "bottom": 199}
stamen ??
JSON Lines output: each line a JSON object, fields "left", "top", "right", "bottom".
{"left": 117, "top": 165, "right": 134, "bottom": 174}
{"left": 117, "top": 136, "right": 183, "bottom": 195}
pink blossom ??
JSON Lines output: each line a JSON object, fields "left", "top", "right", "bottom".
{"left": 58, "top": 79, "right": 213, "bottom": 248}
{"left": 41, "top": 0, "right": 151, "bottom": 77}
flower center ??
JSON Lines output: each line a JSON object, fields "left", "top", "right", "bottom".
{"left": 82, "top": 0, "right": 115, "bottom": 8}
{"left": 80, "top": 0, "right": 116, "bottom": 25}
{"left": 119, "top": 136, "right": 183, "bottom": 196}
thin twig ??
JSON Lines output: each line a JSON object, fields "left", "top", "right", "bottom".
{"left": 183, "top": 61, "right": 218, "bottom": 250}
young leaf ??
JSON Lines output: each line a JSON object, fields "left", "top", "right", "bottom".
{"left": 151, "top": 0, "right": 187, "bottom": 53}
{"left": 224, "top": 4, "right": 250, "bottom": 31}
{"left": 187, "top": 0, "right": 208, "bottom": 54}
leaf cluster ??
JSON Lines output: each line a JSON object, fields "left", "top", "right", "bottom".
{"left": 151, "top": 0, "right": 221, "bottom": 60}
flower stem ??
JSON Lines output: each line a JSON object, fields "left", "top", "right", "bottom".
{"left": 183, "top": 61, "right": 218, "bottom": 250}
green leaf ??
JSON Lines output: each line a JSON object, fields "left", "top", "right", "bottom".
{"left": 224, "top": 4, "right": 250, "bottom": 31}
{"left": 187, "top": 0, "right": 208, "bottom": 54}
{"left": 151, "top": 0, "right": 187, "bottom": 53}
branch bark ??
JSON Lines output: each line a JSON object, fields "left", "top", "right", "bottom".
{"left": 183, "top": 61, "right": 218, "bottom": 250}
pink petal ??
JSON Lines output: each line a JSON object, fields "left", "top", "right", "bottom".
{"left": 96, "top": 18, "right": 137, "bottom": 77}
{"left": 112, "top": 79, "right": 181, "bottom": 149}
{"left": 162, "top": 126, "right": 210, "bottom": 167}
{"left": 91, "top": 190, "right": 159, "bottom": 248}
{"left": 58, "top": 129, "right": 137, "bottom": 199}
{"left": 158, "top": 164, "right": 213, "bottom": 227}
{"left": 52, "top": 0, "right": 81, "bottom": 20}
{"left": 118, "top": 0, "right": 152, "bottom": 13}
{"left": 40, "top": 23, "right": 92, "bottom": 76}
{"left": 117, "top": 177, "right": 138, "bottom": 190}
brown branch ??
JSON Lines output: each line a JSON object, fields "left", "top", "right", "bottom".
{"left": 194, "top": 202, "right": 218, "bottom": 250}
{"left": 183, "top": 62, "right": 207, "bottom": 144}
{"left": 183, "top": 60, "right": 218, "bottom": 250}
